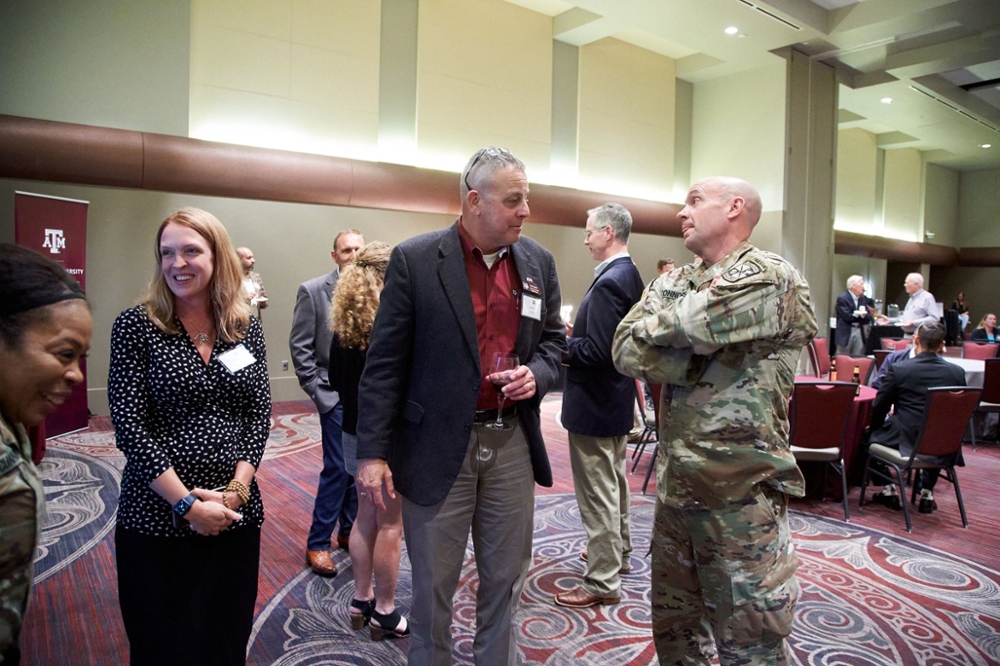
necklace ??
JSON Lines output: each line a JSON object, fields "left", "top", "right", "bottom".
{"left": 184, "top": 317, "right": 214, "bottom": 347}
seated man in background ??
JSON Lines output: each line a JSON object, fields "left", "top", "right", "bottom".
{"left": 867, "top": 322, "right": 965, "bottom": 513}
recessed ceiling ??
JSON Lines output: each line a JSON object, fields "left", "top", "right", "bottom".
{"left": 506, "top": 0, "right": 1000, "bottom": 172}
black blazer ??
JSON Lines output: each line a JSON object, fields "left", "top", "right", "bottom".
{"left": 869, "top": 352, "right": 966, "bottom": 458}
{"left": 970, "top": 328, "right": 998, "bottom": 343}
{"left": 355, "top": 223, "right": 566, "bottom": 506}
{"left": 562, "top": 256, "right": 643, "bottom": 437}
{"left": 834, "top": 290, "right": 874, "bottom": 348}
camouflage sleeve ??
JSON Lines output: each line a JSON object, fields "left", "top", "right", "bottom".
{"left": 630, "top": 257, "right": 817, "bottom": 356}
{"left": 612, "top": 289, "right": 707, "bottom": 387}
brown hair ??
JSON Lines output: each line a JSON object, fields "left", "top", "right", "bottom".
{"left": 143, "top": 208, "right": 249, "bottom": 342}
{"left": 329, "top": 242, "right": 391, "bottom": 350}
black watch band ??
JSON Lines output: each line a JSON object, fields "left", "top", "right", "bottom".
{"left": 172, "top": 493, "right": 198, "bottom": 519}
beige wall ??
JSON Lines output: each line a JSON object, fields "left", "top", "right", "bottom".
{"left": 416, "top": 0, "right": 552, "bottom": 171}
{"left": 923, "top": 163, "right": 959, "bottom": 248}
{"left": 577, "top": 38, "right": 676, "bottom": 199}
{"left": 881, "top": 147, "right": 923, "bottom": 241}
{"left": 835, "top": 128, "right": 879, "bottom": 233}
{"left": 958, "top": 169, "right": 1000, "bottom": 247}
{"left": 690, "top": 61, "right": 787, "bottom": 212}
{"left": 190, "top": 0, "right": 382, "bottom": 156}
{"left": 0, "top": 0, "right": 190, "bottom": 135}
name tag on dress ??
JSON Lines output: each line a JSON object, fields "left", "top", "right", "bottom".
{"left": 219, "top": 345, "right": 256, "bottom": 373}
{"left": 521, "top": 293, "right": 542, "bottom": 321}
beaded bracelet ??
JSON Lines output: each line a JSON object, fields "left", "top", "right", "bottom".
{"left": 227, "top": 479, "right": 250, "bottom": 505}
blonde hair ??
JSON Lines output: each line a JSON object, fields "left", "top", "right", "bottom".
{"left": 144, "top": 207, "right": 250, "bottom": 341}
{"left": 330, "top": 241, "right": 391, "bottom": 350}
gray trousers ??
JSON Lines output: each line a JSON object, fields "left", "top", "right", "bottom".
{"left": 568, "top": 431, "right": 632, "bottom": 597}
{"left": 402, "top": 416, "right": 535, "bottom": 666}
{"left": 836, "top": 325, "right": 865, "bottom": 356}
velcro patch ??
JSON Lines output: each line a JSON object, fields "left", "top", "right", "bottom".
{"left": 722, "top": 259, "right": 763, "bottom": 283}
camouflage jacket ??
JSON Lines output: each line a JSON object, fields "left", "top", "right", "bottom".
{"left": 0, "top": 413, "right": 45, "bottom": 655}
{"left": 613, "top": 241, "right": 817, "bottom": 508}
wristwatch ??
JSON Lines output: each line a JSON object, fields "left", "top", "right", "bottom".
{"left": 172, "top": 493, "right": 198, "bottom": 524}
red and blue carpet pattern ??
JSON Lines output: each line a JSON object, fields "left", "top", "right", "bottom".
{"left": 25, "top": 413, "right": 1000, "bottom": 665}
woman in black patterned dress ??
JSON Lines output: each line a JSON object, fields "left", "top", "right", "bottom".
{"left": 108, "top": 208, "right": 271, "bottom": 666}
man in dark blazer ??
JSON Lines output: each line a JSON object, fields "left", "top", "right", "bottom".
{"left": 868, "top": 322, "right": 965, "bottom": 511}
{"left": 290, "top": 229, "right": 364, "bottom": 576}
{"left": 835, "top": 275, "right": 875, "bottom": 355}
{"left": 355, "top": 148, "right": 566, "bottom": 666}
{"left": 555, "top": 203, "right": 643, "bottom": 610}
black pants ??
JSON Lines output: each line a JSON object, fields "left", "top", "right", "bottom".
{"left": 115, "top": 525, "right": 260, "bottom": 666}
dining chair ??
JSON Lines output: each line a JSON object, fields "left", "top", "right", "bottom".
{"left": 808, "top": 337, "right": 831, "bottom": 378}
{"left": 962, "top": 341, "right": 999, "bottom": 360}
{"left": 833, "top": 354, "right": 876, "bottom": 386}
{"left": 860, "top": 386, "right": 982, "bottom": 532}
{"left": 873, "top": 349, "right": 890, "bottom": 370}
{"left": 882, "top": 337, "right": 911, "bottom": 352}
{"left": 789, "top": 381, "right": 858, "bottom": 521}
{"left": 969, "top": 358, "right": 1000, "bottom": 451}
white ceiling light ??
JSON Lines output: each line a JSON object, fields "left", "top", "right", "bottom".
{"left": 725, "top": 26, "right": 739, "bottom": 35}
{"left": 880, "top": 97, "right": 893, "bottom": 104}
{"left": 981, "top": 143, "right": 992, "bottom": 149}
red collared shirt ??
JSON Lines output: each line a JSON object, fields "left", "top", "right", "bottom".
{"left": 458, "top": 218, "right": 522, "bottom": 409}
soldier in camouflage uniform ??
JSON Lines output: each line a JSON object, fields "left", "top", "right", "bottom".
{"left": 0, "top": 243, "right": 92, "bottom": 664}
{"left": 612, "top": 178, "right": 817, "bottom": 666}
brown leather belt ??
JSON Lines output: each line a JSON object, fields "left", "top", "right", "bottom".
{"left": 473, "top": 406, "right": 517, "bottom": 424}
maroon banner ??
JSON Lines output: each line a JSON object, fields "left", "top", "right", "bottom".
{"left": 15, "top": 191, "right": 90, "bottom": 438}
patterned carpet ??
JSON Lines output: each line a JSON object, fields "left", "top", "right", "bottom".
{"left": 27, "top": 414, "right": 1000, "bottom": 665}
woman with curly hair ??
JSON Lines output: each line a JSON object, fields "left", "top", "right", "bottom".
{"left": 327, "top": 241, "right": 409, "bottom": 640}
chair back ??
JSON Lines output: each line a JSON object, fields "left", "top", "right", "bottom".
{"left": 962, "top": 341, "right": 999, "bottom": 360}
{"left": 833, "top": 354, "right": 875, "bottom": 386}
{"left": 808, "top": 337, "right": 831, "bottom": 377}
{"left": 911, "top": 387, "right": 983, "bottom": 459}
{"left": 789, "top": 382, "right": 857, "bottom": 451}
{"left": 882, "top": 338, "right": 911, "bottom": 352}
{"left": 873, "top": 349, "right": 890, "bottom": 370}
{"left": 634, "top": 379, "right": 656, "bottom": 428}
{"left": 982, "top": 358, "right": 1000, "bottom": 404}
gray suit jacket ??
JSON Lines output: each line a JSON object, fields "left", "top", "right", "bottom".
{"left": 290, "top": 268, "right": 340, "bottom": 412}
{"left": 356, "top": 222, "right": 567, "bottom": 506}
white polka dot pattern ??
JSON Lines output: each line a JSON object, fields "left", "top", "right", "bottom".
{"left": 108, "top": 305, "right": 271, "bottom": 536}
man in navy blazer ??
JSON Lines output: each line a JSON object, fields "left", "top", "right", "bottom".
{"left": 355, "top": 148, "right": 566, "bottom": 666}
{"left": 835, "top": 275, "right": 874, "bottom": 355}
{"left": 869, "top": 322, "right": 965, "bottom": 511}
{"left": 555, "top": 203, "right": 643, "bottom": 610}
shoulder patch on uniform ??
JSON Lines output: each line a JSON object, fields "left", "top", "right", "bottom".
{"left": 722, "top": 259, "right": 764, "bottom": 283}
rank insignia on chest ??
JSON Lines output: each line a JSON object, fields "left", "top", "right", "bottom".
{"left": 722, "top": 259, "right": 763, "bottom": 283}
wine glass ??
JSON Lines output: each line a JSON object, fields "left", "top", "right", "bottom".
{"left": 486, "top": 352, "right": 519, "bottom": 430}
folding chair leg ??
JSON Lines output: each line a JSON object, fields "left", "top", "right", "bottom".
{"left": 837, "top": 461, "right": 850, "bottom": 522}
{"left": 641, "top": 448, "right": 657, "bottom": 495}
{"left": 969, "top": 414, "right": 977, "bottom": 452}
{"left": 630, "top": 441, "right": 647, "bottom": 474}
{"left": 859, "top": 463, "right": 871, "bottom": 508}
{"left": 950, "top": 468, "right": 969, "bottom": 529}
{"left": 895, "top": 470, "right": 912, "bottom": 533}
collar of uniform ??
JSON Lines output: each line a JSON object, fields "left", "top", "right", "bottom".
{"left": 594, "top": 252, "right": 630, "bottom": 279}
{"left": 694, "top": 240, "right": 754, "bottom": 288}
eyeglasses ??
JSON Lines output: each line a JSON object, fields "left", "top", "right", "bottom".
{"left": 463, "top": 147, "right": 511, "bottom": 192}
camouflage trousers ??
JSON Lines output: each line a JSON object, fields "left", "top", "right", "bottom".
{"left": 650, "top": 485, "right": 798, "bottom": 666}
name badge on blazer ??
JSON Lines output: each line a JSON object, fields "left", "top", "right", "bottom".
{"left": 219, "top": 345, "right": 256, "bottom": 373}
{"left": 521, "top": 279, "right": 542, "bottom": 321}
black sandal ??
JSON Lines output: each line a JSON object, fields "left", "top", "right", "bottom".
{"left": 350, "top": 598, "right": 374, "bottom": 630}
{"left": 370, "top": 608, "right": 410, "bottom": 641}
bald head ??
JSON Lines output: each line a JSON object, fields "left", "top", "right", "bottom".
{"left": 236, "top": 246, "right": 254, "bottom": 273}
{"left": 677, "top": 177, "right": 762, "bottom": 265}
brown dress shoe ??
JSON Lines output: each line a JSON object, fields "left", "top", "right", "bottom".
{"left": 336, "top": 534, "right": 350, "bottom": 550}
{"left": 554, "top": 585, "right": 620, "bottom": 609}
{"left": 306, "top": 549, "right": 337, "bottom": 577}
{"left": 580, "top": 550, "right": 632, "bottom": 575}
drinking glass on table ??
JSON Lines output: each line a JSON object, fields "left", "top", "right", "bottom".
{"left": 487, "top": 352, "right": 519, "bottom": 430}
